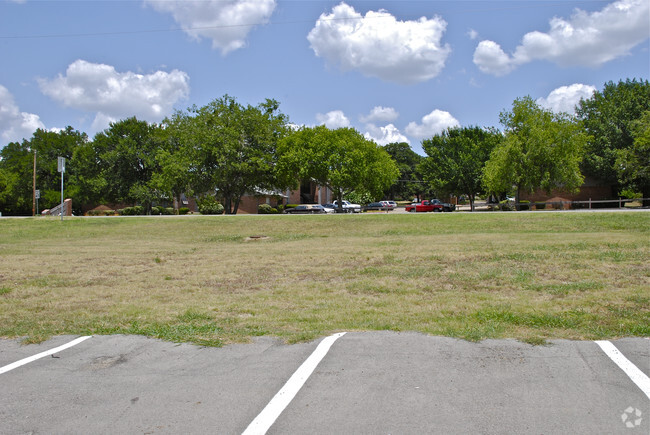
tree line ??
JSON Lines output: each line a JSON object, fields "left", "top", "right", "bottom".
{"left": 385, "top": 79, "right": 649, "bottom": 210}
{"left": 0, "top": 95, "right": 398, "bottom": 215}
{"left": 0, "top": 79, "right": 648, "bottom": 216}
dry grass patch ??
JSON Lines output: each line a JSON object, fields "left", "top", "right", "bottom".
{"left": 0, "top": 212, "right": 648, "bottom": 346}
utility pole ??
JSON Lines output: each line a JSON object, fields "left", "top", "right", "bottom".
{"left": 57, "top": 157, "right": 65, "bottom": 221}
{"left": 32, "top": 150, "right": 36, "bottom": 217}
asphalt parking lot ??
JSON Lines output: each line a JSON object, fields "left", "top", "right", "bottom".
{"left": 1, "top": 332, "right": 648, "bottom": 434}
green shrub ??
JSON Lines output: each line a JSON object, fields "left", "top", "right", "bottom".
{"left": 87, "top": 209, "right": 116, "bottom": 216}
{"left": 499, "top": 200, "right": 513, "bottom": 211}
{"left": 151, "top": 206, "right": 174, "bottom": 215}
{"left": 620, "top": 189, "right": 641, "bottom": 200}
{"left": 198, "top": 197, "right": 224, "bottom": 215}
{"left": 258, "top": 204, "right": 278, "bottom": 214}
{"left": 120, "top": 206, "right": 145, "bottom": 216}
{"left": 276, "top": 204, "right": 285, "bottom": 213}
{"left": 519, "top": 200, "right": 530, "bottom": 211}
{"left": 179, "top": 207, "right": 190, "bottom": 215}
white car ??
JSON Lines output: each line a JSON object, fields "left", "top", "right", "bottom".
{"left": 320, "top": 204, "right": 337, "bottom": 214}
{"left": 332, "top": 200, "right": 362, "bottom": 213}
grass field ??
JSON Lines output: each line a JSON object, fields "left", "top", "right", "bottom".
{"left": 0, "top": 212, "right": 648, "bottom": 346}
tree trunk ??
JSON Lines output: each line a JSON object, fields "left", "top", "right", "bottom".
{"left": 174, "top": 192, "right": 181, "bottom": 212}
{"left": 515, "top": 185, "right": 521, "bottom": 211}
{"left": 469, "top": 194, "right": 475, "bottom": 212}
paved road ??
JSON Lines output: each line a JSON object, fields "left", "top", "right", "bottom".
{"left": 1, "top": 332, "right": 648, "bottom": 434}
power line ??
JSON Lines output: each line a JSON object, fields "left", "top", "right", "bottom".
{"left": 0, "top": 1, "right": 606, "bottom": 40}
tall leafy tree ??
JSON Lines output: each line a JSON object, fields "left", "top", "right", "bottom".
{"left": 149, "top": 125, "right": 193, "bottom": 211}
{"left": 277, "top": 126, "right": 399, "bottom": 211}
{"left": 90, "top": 117, "right": 162, "bottom": 212}
{"left": 0, "top": 127, "right": 87, "bottom": 215}
{"left": 576, "top": 78, "right": 650, "bottom": 196}
{"left": 169, "top": 95, "right": 289, "bottom": 214}
{"left": 420, "top": 126, "right": 501, "bottom": 211}
{"left": 382, "top": 142, "right": 424, "bottom": 201}
{"left": 0, "top": 141, "right": 34, "bottom": 216}
{"left": 483, "top": 96, "right": 587, "bottom": 208}
{"left": 617, "top": 110, "right": 650, "bottom": 205}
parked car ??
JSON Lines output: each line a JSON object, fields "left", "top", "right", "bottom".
{"left": 332, "top": 200, "right": 362, "bottom": 213}
{"left": 405, "top": 199, "right": 455, "bottom": 213}
{"left": 284, "top": 204, "right": 328, "bottom": 214}
{"left": 364, "top": 202, "right": 392, "bottom": 211}
{"left": 382, "top": 201, "right": 397, "bottom": 209}
{"left": 405, "top": 200, "right": 443, "bottom": 213}
{"left": 320, "top": 204, "right": 336, "bottom": 214}
{"left": 430, "top": 199, "right": 456, "bottom": 212}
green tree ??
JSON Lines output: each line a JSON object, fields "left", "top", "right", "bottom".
{"left": 382, "top": 142, "right": 424, "bottom": 201}
{"left": 0, "top": 141, "right": 33, "bottom": 215}
{"left": 149, "top": 125, "right": 193, "bottom": 212}
{"left": 616, "top": 110, "right": 650, "bottom": 205}
{"left": 0, "top": 127, "right": 88, "bottom": 216}
{"left": 277, "top": 126, "right": 399, "bottom": 212}
{"left": 91, "top": 117, "right": 162, "bottom": 212}
{"left": 483, "top": 96, "right": 587, "bottom": 208}
{"left": 576, "top": 79, "right": 650, "bottom": 189}
{"left": 168, "top": 95, "right": 289, "bottom": 214}
{"left": 420, "top": 126, "right": 501, "bottom": 211}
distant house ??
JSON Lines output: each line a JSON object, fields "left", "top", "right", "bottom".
{"left": 237, "top": 182, "right": 332, "bottom": 214}
{"left": 520, "top": 176, "right": 617, "bottom": 208}
{"left": 237, "top": 189, "right": 288, "bottom": 214}
{"left": 237, "top": 181, "right": 335, "bottom": 214}
{"left": 286, "top": 180, "right": 332, "bottom": 205}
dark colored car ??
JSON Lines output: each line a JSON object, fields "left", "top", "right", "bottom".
{"left": 364, "top": 202, "right": 392, "bottom": 211}
{"left": 284, "top": 204, "right": 327, "bottom": 214}
{"left": 430, "top": 199, "right": 456, "bottom": 212}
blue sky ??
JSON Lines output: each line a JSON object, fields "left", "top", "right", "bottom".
{"left": 1, "top": 0, "right": 648, "bottom": 154}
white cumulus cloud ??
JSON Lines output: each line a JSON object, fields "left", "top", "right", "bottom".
{"left": 474, "top": 0, "right": 650, "bottom": 76}
{"left": 360, "top": 106, "right": 399, "bottom": 124}
{"left": 145, "top": 0, "right": 276, "bottom": 55}
{"left": 0, "top": 85, "right": 46, "bottom": 145}
{"left": 364, "top": 123, "right": 409, "bottom": 146}
{"left": 473, "top": 40, "right": 517, "bottom": 77}
{"left": 307, "top": 2, "right": 451, "bottom": 84}
{"left": 316, "top": 110, "right": 350, "bottom": 129}
{"left": 537, "top": 84, "right": 596, "bottom": 114}
{"left": 405, "top": 109, "right": 459, "bottom": 139}
{"left": 38, "top": 60, "right": 190, "bottom": 132}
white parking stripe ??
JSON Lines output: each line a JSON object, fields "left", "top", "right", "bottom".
{"left": 595, "top": 340, "right": 650, "bottom": 399}
{"left": 242, "top": 332, "right": 346, "bottom": 435}
{"left": 0, "top": 336, "right": 92, "bottom": 375}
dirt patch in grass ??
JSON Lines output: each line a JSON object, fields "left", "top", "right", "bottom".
{"left": 0, "top": 212, "right": 648, "bottom": 345}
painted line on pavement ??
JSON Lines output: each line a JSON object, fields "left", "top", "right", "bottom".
{"left": 242, "top": 332, "right": 346, "bottom": 435}
{"left": 595, "top": 340, "right": 650, "bottom": 399}
{"left": 0, "top": 336, "right": 92, "bottom": 375}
